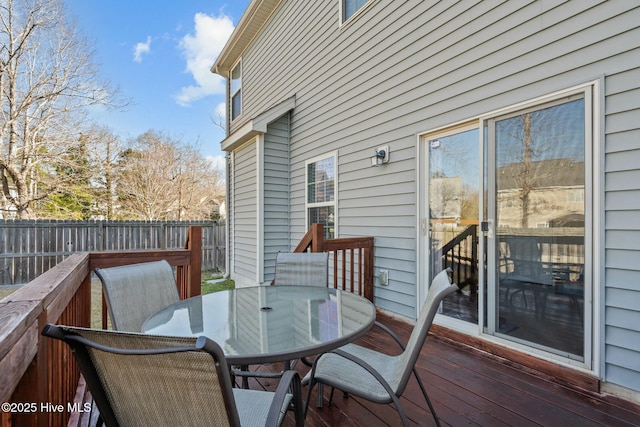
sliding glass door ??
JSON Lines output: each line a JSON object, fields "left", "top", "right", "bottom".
{"left": 485, "top": 93, "right": 589, "bottom": 360}
{"left": 425, "top": 124, "right": 480, "bottom": 325}
{"left": 422, "top": 86, "right": 593, "bottom": 364}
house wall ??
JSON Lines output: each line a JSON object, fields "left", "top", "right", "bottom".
{"left": 602, "top": 67, "right": 640, "bottom": 392}
{"left": 263, "top": 114, "right": 291, "bottom": 281}
{"left": 229, "top": 0, "right": 640, "bottom": 391}
{"left": 232, "top": 140, "right": 258, "bottom": 286}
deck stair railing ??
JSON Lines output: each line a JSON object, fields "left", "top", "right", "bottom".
{"left": 294, "top": 224, "right": 374, "bottom": 302}
{"left": 433, "top": 224, "right": 479, "bottom": 293}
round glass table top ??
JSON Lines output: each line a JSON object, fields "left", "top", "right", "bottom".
{"left": 142, "top": 285, "right": 376, "bottom": 365}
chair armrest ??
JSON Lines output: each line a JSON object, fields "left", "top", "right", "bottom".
{"left": 232, "top": 367, "right": 288, "bottom": 379}
{"left": 373, "top": 321, "right": 406, "bottom": 351}
{"left": 267, "top": 370, "right": 303, "bottom": 427}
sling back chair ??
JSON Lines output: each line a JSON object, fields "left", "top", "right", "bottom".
{"left": 500, "top": 237, "right": 554, "bottom": 317}
{"left": 235, "top": 252, "right": 330, "bottom": 386}
{"left": 42, "top": 324, "right": 304, "bottom": 427}
{"left": 94, "top": 260, "right": 179, "bottom": 332}
{"left": 273, "top": 252, "right": 329, "bottom": 287}
{"left": 304, "top": 268, "right": 457, "bottom": 427}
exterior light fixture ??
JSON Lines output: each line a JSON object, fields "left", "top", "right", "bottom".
{"left": 370, "top": 145, "right": 390, "bottom": 167}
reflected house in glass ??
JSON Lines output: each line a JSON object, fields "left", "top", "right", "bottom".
{"left": 212, "top": 1, "right": 640, "bottom": 401}
{"left": 497, "top": 159, "right": 585, "bottom": 230}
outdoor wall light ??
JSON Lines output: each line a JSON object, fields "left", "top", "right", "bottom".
{"left": 370, "top": 145, "right": 390, "bottom": 167}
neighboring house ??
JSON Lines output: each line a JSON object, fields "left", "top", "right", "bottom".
{"left": 212, "top": 0, "right": 640, "bottom": 401}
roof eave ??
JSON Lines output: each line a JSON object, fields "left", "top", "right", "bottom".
{"left": 211, "top": 0, "right": 282, "bottom": 76}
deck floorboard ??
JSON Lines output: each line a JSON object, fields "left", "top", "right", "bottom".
{"left": 80, "top": 310, "right": 640, "bottom": 427}
{"left": 270, "top": 310, "right": 639, "bottom": 427}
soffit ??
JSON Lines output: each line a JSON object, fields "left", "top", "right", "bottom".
{"left": 211, "top": 0, "right": 282, "bottom": 76}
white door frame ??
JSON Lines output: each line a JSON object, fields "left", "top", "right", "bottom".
{"left": 416, "top": 80, "right": 601, "bottom": 373}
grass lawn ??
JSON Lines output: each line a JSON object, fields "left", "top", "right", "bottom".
{"left": 201, "top": 270, "right": 235, "bottom": 294}
{"left": 0, "top": 288, "right": 15, "bottom": 300}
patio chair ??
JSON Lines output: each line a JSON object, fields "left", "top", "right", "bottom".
{"left": 304, "top": 268, "right": 457, "bottom": 427}
{"left": 42, "top": 324, "right": 304, "bottom": 427}
{"left": 94, "top": 260, "right": 179, "bottom": 332}
{"left": 235, "top": 252, "right": 330, "bottom": 386}
{"left": 500, "top": 237, "right": 553, "bottom": 316}
{"left": 273, "top": 252, "right": 329, "bottom": 286}
{"left": 275, "top": 251, "right": 329, "bottom": 368}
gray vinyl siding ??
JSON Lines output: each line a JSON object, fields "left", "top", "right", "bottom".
{"left": 263, "top": 114, "right": 291, "bottom": 281}
{"left": 233, "top": 141, "right": 257, "bottom": 281}
{"left": 230, "top": 0, "right": 640, "bottom": 390}
{"left": 603, "top": 65, "right": 640, "bottom": 392}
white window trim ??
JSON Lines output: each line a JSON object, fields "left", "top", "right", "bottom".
{"left": 305, "top": 151, "right": 338, "bottom": 237}
{"left": 339, "top": 0, "right": 375, "bottom": 27}
{"left": 230, "top": 59, "right": 242, "bottom": 122}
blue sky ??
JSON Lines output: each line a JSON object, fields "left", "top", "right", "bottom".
{"left": 65, "top": 0, "right": 251, "bottom": 165}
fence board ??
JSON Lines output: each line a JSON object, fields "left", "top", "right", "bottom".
{"left": 0, "top": 220, "right": 225, "bottom": 285}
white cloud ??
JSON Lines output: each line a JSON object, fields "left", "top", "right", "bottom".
{"left": 176, "top": 13, "right": 235, "bottom": 106}
{"left": 207, "top": 154, "right": 226, "bottom": 171}
{"left": 133, "top": 36, "right": 152, "bottom": 63}
{"left": 214, "top": 101, "right": 226, "bottom": 122}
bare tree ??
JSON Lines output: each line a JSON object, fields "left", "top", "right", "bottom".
{"left": 498, "top": 111, "right": 552, "bottom": 228}
{"left": 0, "top": 0, "right": 123, "bottom": 218}
{"left": 116, "top": 131, "right": 224, "bottom": 220}
{"left": 84, "top": 125, "right": 124, "bottom": 220}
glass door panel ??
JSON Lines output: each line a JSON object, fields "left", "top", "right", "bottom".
{"left": 428, "top": 126, "right": 479, "bottom": 324}
{"left": 491, "top": 97, "right": 586, "bottom": 359}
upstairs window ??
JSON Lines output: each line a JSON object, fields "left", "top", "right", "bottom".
{"left": 342, "top": 0, "right": 371, "bottom": 23}
{"left": 230, "top": 60, "right": 242, "bottom": 121}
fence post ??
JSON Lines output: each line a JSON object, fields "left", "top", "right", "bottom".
{"left": 161, "top": 223, "right": 167, "bottom": 250}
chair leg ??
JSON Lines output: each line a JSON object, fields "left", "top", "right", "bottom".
{"left": 390, "top": 393, "right": 410, "bottom": 427}
{"left": 317, "top": 383, "right": 324, "bottom": 408}
{"left": 240, "top": 365, "right": 249, "bottom": 389}
{"left": 413, "top": 368, "right": 441, "bottom": 427}
{"left": 327, "top": 386, "right": 334, "bottom": 406}
{"left": 304, "top": 379, "right": 315, "bottom": 419}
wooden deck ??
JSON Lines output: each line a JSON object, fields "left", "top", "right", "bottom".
{"left": 245, "top": 310, "right": 640, "bottom": 427}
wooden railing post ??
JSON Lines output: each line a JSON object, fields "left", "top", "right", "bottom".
{"left": 310, "top": 223, "right": 324, "bottom": 252}
{"left": 294, "top": 223, "right": 325, "bottom": 253}
{"left": 177, "top": 226, "right": 202, "bottom": 299}
{"left": 363, "top": 239, "right": 374, "bottom": 302}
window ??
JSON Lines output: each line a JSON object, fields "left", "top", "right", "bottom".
{"left": 567, "top": 189, "right": 584, "bottom": 203}
{"left": 306, "top": 154, "right": 336, "bottom": 238}
{"left": 342, "top": 0, "right": 371, "bottom": 23}
{"left": 230, "top": 60, "right": 242, "bottom": 121}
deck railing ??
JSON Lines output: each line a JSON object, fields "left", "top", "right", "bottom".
{"left": 295, "top": 224, "right": 374, "bottom": 301}
{"left": 0, "top": 227, "right": 202, "bottom": 427}
{"left": 434, "top": 224, "right": 479, "bottom": 292}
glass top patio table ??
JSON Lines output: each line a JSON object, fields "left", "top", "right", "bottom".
{"left": 141, "top": 285, "right": 376, "bottom": 366}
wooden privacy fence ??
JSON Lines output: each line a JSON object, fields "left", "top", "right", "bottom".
{"left": 0, "top": 220, "right": 225, "bottom": 286}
